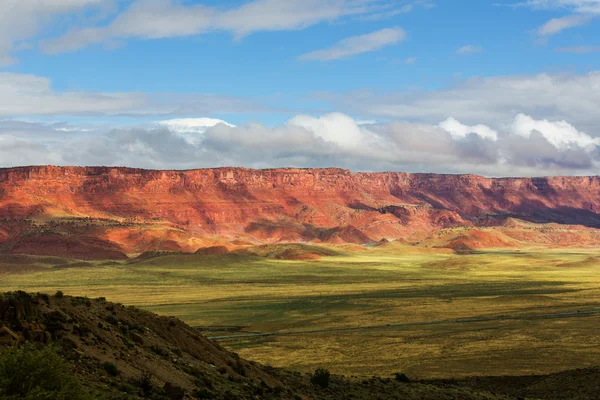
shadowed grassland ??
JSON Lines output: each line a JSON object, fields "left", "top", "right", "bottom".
{"left": 1, "top": 245, "right": 600, "bottom": 378}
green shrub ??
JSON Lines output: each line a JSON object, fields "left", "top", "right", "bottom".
{"left": 0, "top": 343, "right": 89, "bottom": 400}
{"left": 54, "top": 290, "right": 64, "bottom": 298}
{"left": 105, "top": 314, "right": 119, "bottom": 326}
{"left": 394, "top": 372, "right": 410, "bottom": 382}
{"left": 103, "top": 361, "right": 119, "bottom": 376}
{"left": 133, "top": 371, "right": 154, "bottom": 397}
{"left": 310, "top": 368, "right": 330, "bottom": 388}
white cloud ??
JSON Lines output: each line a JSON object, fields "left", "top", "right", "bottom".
{"left": 512, "top": 0, "right": 599, "bottom": 40}
{"left": 287, "top": 113, "right": 378, "bottom": 149}
{"left": 0, "top": 0, "right": 110, "bottom": 64}
{"left": 0, "top": 72, "right": 147, "bottom": 116}
{"left": 41, "top": 0, "right": 416, "bottom": 54}
{"left": 439, "top": 117, "right": 499, "bottom": 141}
{"left": 299, "top": 27, "right": 407, "bottom": 61}
{"left": 158, "top": 118, "right": 235, "bottom": 132}
{"left": 513, "top": 0, "right": 600, "bottom": 13}
{"left": 0, "top": 72, "right": 271, "bottom": 117}
{"left": 456, "top": 45, "right": 483, "bottom": 55}
{"left": 319, "top": 71, "right": 600, "bottom": 132}
{"left": 511, "top": 113, "right": 600, "bottom": 149}
{"left": 157, "top": 118, "right": 235, "bottom": 145}
{"left": 2, "top": 112, "right": 600, "bottom": 176}
{"left": 536, "top": 14, "right": 591, "bottom": 36}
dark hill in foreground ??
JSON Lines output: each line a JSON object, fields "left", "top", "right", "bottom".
{"left": 0, "top": 291, "right": 598, "bottom": 399}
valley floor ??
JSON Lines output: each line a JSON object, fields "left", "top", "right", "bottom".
{"left": 2, "top": 244, "right": 600, "bottom": 379}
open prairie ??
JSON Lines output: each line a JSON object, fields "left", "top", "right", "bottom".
{"left": 2, "top": 244, "right": 600, "bottom": 379}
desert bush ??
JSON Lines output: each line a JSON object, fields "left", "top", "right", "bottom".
{"left": 38, "top": 292, "right": 50, "bottom": 303}
{"left": 394, "top": 372, "right": 410, "bottom": 382}
{"left": 54, "top": 290, "right": 64, "bottom": 298}
{"left": 133, "top": 371, "right": 154, "bottom": 397}
{"left": 0, "top": 343, "right": 90, "bottom": 400}
{"left": 103, "top": 361, "right": 119, "bottom": 376}
{"left": 105, "top": 314, "right": 119, "bottom": 326}
{"left": 150, "top": 345, "right": 169, "bottom": 357}
{"left": 310, "top": 368, "right": 330, "bottom": 388}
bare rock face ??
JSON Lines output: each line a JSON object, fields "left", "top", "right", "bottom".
{"left": 1, "top": 166, "right": 600, "bottom": 256}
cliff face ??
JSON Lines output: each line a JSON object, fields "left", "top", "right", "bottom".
{"left": 1, "top": 166, "right": 600, "bottom": 257}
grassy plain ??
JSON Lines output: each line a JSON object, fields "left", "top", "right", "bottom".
{"left": 2, "top": 244, "right": 600, "bottom": 379}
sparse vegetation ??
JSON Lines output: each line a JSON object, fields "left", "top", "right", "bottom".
{"left": 3, "top": 247, "right": 600, "bottom": 379}
{"left": 133, "top": 371, "right": 154, "bottom": 397}
{"left": 0, "top": 343, "right": 89, "bottom": 400}
{"left": 0, "top": 290, "right": 597, "bottom": 399}
{"left": 54, "top": 290, "right": 64, "bottom": 298}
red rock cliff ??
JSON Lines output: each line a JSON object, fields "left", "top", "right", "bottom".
{"left": 1, "top": 166, "right": 599, "bottom": 256}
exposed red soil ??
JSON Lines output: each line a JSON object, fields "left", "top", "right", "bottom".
{"left": 441, "top": 230, "right": 517, "bottom": 251}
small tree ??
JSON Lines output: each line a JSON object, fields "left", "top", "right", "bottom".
{"left": 54, "top": 290, "right": 64, "bottom": 298}
{"left": 310, "top": 368, "right": 330, "bottom": 388}
{"left": 0, "top": 343, "right": 89, "bottom": 400}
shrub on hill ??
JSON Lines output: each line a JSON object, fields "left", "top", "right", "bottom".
{"left": 0, "top": 343, "right": 90, "bottom": 400}
{"left": 103, "top": 361, "right": 119, "bottom": 376}
{"left": 310, "top": 368, "right": 330, "bottom": 388}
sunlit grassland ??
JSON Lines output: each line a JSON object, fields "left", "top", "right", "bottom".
{"left": 2, "top": 244, "right": 600, "bottom": 378}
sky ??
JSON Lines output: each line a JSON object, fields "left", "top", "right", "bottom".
{"left": 1, "top": 0, "right": 600, "bottom": 176}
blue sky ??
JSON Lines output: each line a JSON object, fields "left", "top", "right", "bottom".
{"left": 1, "top": 0, "right": 600, "bottom": 175}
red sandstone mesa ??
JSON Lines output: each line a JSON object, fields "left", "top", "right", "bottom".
{"left": 1, "top": 166, "right": 600, "bottom": 258}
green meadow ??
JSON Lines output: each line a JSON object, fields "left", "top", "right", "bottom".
{"left": 2, "top": 244, "right": 600, "bottom": 378}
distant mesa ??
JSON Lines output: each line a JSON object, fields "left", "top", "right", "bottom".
{"left": 1, "top": 166, "right": 600, "bottom": 258}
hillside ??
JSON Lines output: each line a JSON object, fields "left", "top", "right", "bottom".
{"left": 0, "top": 291, "right": 523, "bottom": 400}
{"left": 2, "top": 166, "right": 600, "bottom": 257}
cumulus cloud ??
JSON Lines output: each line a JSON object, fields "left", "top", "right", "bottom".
{"left": 511, "top": 113, "right": 600, "bottom": 149}
{"left": 439, "top": 117, "right": 499, "bottom": 141}
{"left": 2, "top": 112, "right": 600, "bottom": 176}
{"left": 287, "top": 113, "right": 380, "bottom": 149}
{"left": 41, "top": 0, "right": 421, "bottom": 54}
{"left": 318, "top": 71, "right": 600, "bottom": 133}
{"left": 299, "top": 27, "right": 407, "bottom": 61}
